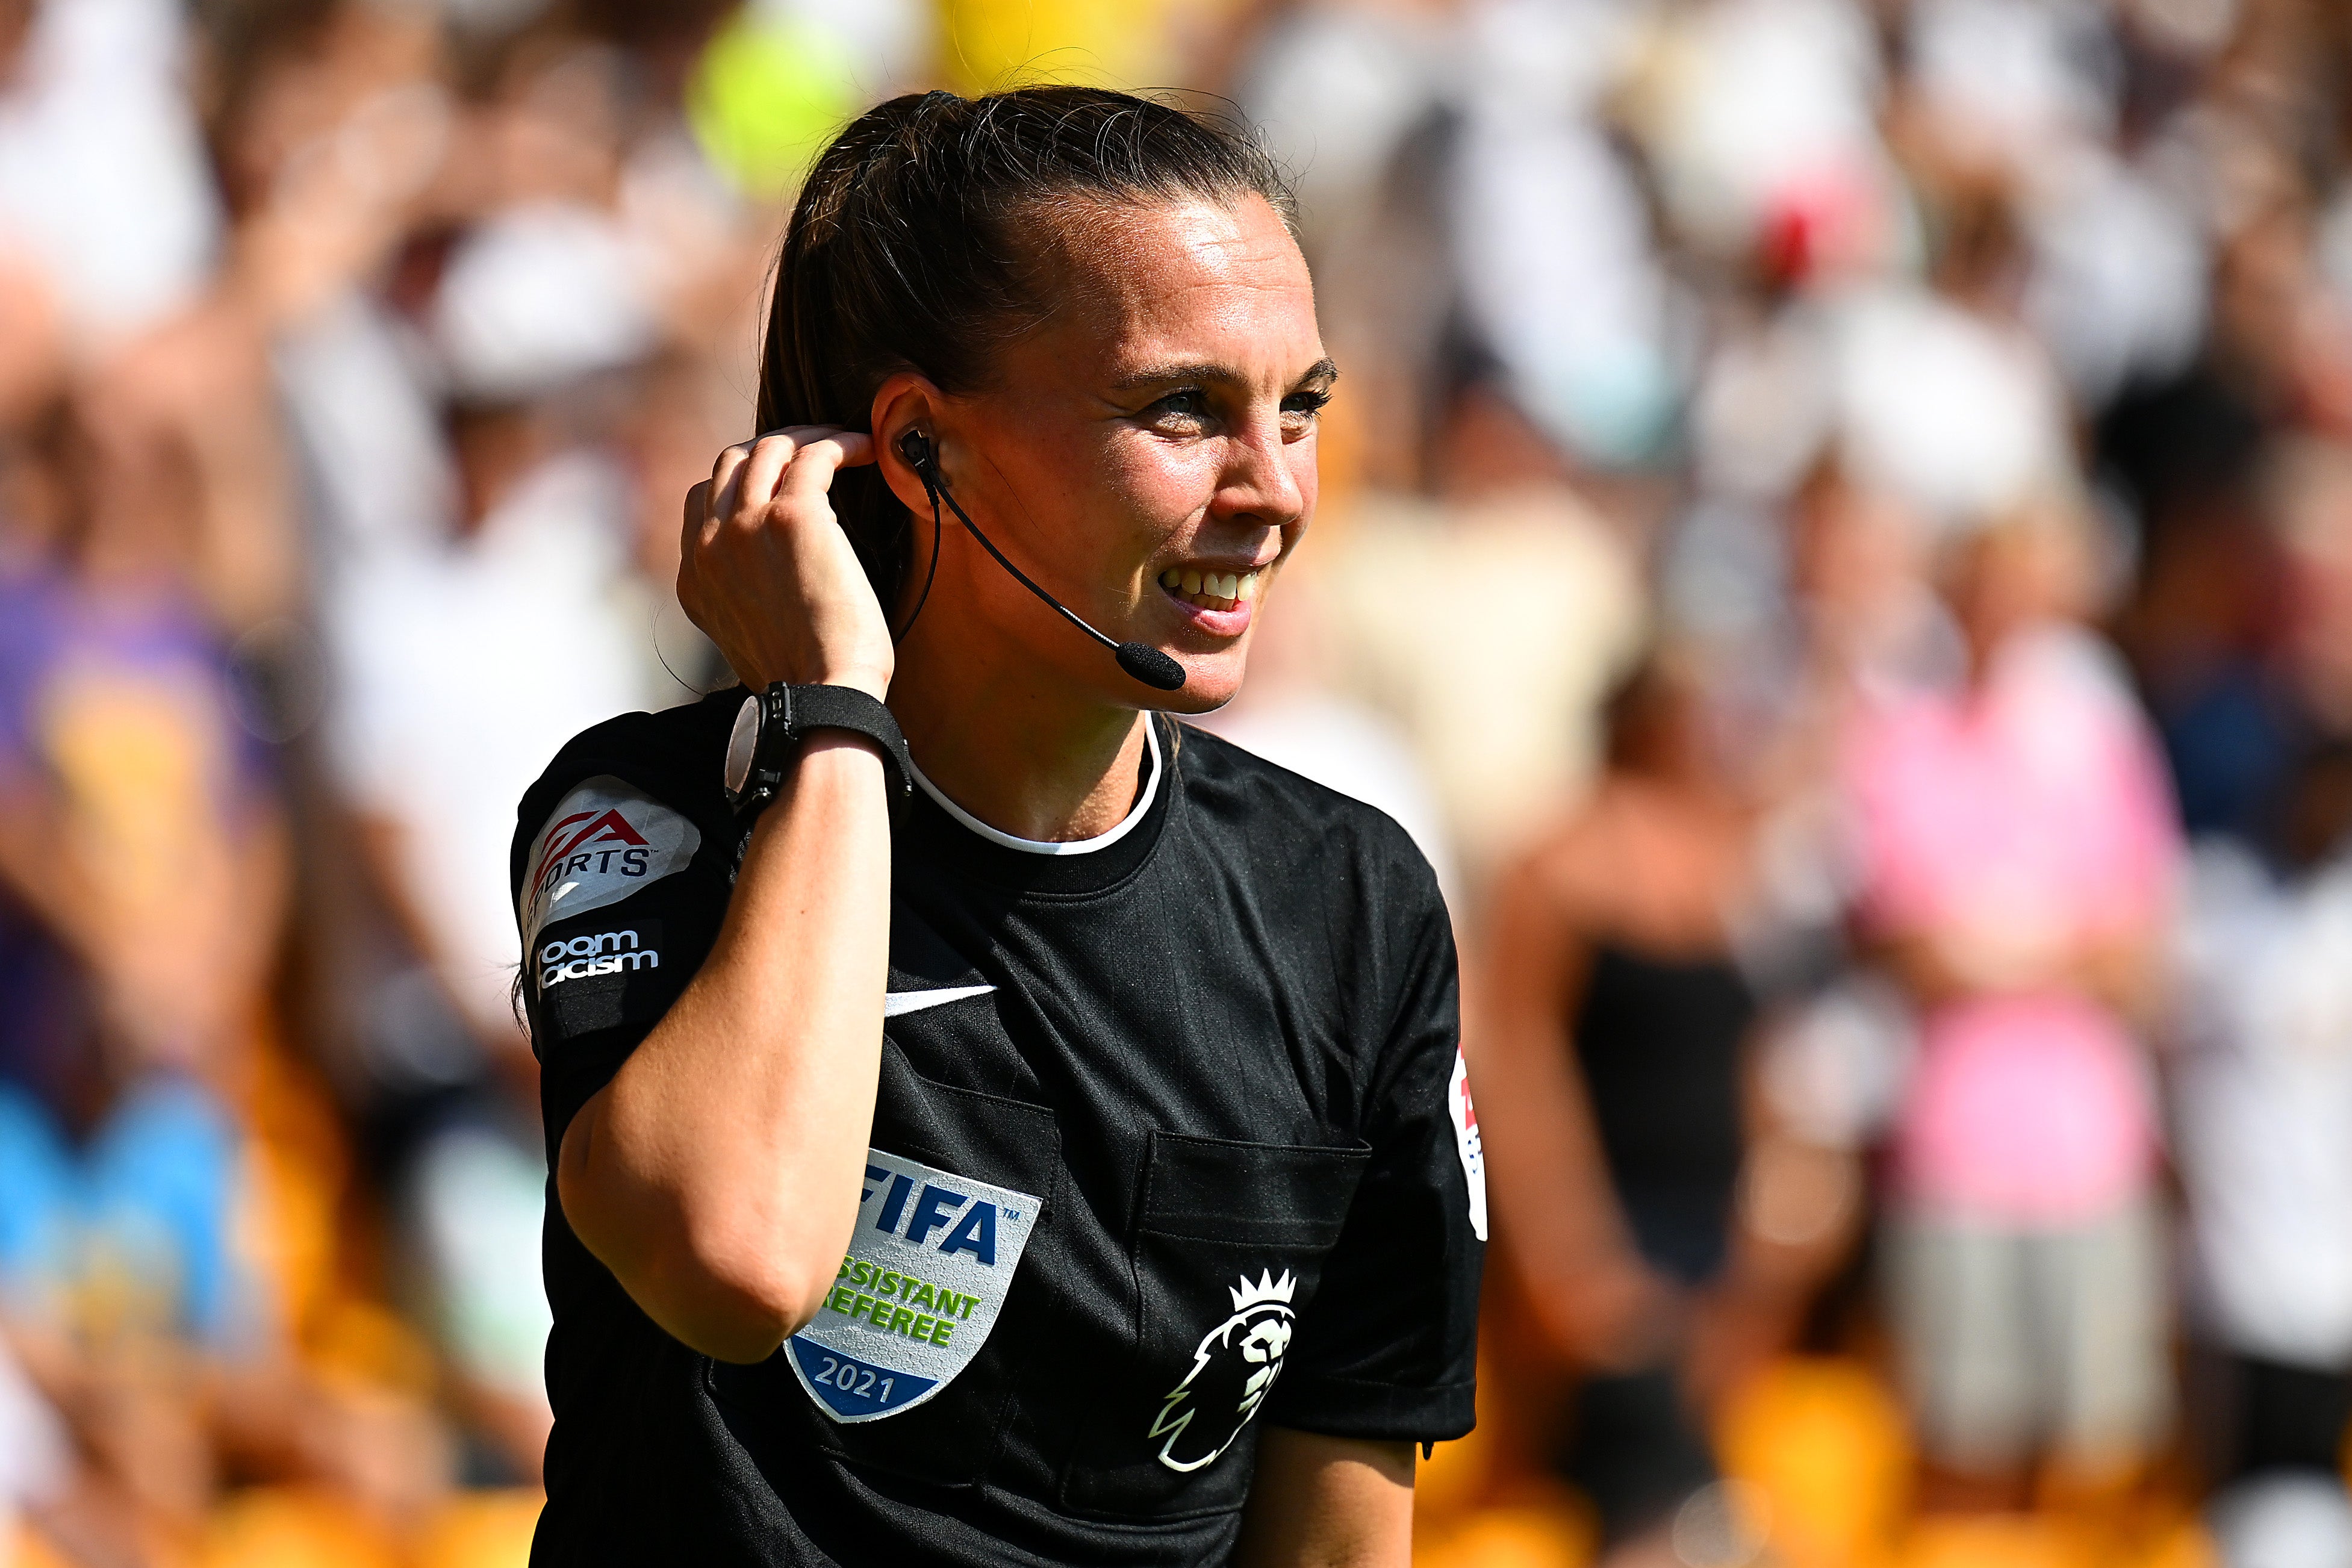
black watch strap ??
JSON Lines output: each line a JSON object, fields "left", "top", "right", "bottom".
{"left": 725, "top": 683, "right": 914, "bottom": 820}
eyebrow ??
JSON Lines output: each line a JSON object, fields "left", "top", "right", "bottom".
{"left": 1109, "top": 357, "right": 1339, "bottom": 395}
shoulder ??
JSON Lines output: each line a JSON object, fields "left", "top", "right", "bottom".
{"left": 510, "top": 691, "right": 741, "bottom": 930}
{"left": 1174, "top": 721, "right": 1447, "bottom": 930}
{"left": 1497, "top": 788, "right": 1634, "bottom": 922}
{"left": 520, "top": 692, "right": 738, "bottom": 822}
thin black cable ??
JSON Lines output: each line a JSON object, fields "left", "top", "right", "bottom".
{"left": 921, "top": 468, "right": 1121, "bottom": 654}
{"left": 891, "top": 482, "right": 943, "bottom": 645}
{"left": 894, "top": 434, "right": 1183, "bottom": 691}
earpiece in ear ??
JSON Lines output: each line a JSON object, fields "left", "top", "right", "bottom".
{"left": 897, "top": 428, "right": 935, "bottom": 476}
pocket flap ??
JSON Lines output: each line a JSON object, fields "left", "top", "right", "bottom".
{"left": 873, "top": 1042, "right": 1061, "bottom": 1212}
{"left": 1139, "top": 1133, "right": 1369, "bottom": 1248}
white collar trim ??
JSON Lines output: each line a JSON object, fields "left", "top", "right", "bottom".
{"left": 909, "top": 719, "right": 1162, "bottom": 856}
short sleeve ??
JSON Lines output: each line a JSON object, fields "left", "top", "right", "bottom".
{"left": 1266, "top": 859, "right": 1482, "bottom": 1443}
{"left": 511, "top": 761, "right": 733, "bottom": 1146}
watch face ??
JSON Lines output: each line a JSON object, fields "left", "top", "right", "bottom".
{"left": 724, "top": 692, "right": 760, "bottom": 802}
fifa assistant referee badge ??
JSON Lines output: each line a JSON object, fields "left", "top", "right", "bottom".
{"left": 723, "top": 682, "right": 915, "bottom": 823}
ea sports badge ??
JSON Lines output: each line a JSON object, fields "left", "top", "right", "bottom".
{"left": 788, "top": 1147, "right": 1041, "bottom": 1422}
{"left": 520, "top": 776, "right": 701, "bottom": 944}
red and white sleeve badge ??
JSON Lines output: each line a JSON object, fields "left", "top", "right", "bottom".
{"left": 519, "top": 775, "right": 702, "bottom": 944}
{"left": 1449, "top": 1047, "right": 1487, "bottom": 1241}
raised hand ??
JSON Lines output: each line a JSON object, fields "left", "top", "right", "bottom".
{"left": 677, "top": 428, "right": 893, "bottom": 699}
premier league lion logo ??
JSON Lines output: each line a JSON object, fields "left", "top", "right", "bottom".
{"left": 1147, "top": 1269, "right": 1296, "bottom": 1472}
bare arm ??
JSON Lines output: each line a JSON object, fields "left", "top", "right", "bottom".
{"left": 1475, "top": 841, "right": 1672, "bottom": 1369}
{"left": 556, "top": 429, "right": 897, "bottom": 1364}
{"left": 1234, "top": 1428, "right": 1414, "bottom": 1568}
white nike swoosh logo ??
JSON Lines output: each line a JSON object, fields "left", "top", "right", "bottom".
{"left": 883, "top": 984, "right": 997, "bottom": 1018}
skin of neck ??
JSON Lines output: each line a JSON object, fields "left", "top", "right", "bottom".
{"left": 863, "top": 194, "right": 1330, "bottom": 843}
{"left": 888, "top": 626, "right": 1154, "bottom": 842}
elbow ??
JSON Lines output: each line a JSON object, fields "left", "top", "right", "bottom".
{"left": 559, "top": 1152, "right": 831, "bottom": 1363}
{"left": 661, "top": 1218, "right": 833, "bottom": 1363}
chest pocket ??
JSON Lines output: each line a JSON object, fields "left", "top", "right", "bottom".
{"left": 1060, "top": 1131, "right": 1369, "bottom": 1520}
{"left": 706, "top": 1046, "right": 1060, "bottom": 1489}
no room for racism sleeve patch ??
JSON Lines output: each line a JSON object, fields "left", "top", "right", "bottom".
{"left": 531, "top": 919, "right": 668, "bottom": 1040}
{"left": 789, "top": 1147, "right": 1041, "bottom": 1423}
{"left": 519, "top": 775, "right": 702, "bottom": 946}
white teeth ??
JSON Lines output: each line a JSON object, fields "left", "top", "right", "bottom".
{"left": 1160, "top": 566, "right": 1262, "bottom": 607}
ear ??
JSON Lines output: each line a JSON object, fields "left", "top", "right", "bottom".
{"left": 871, "top": 372, "right": 950, "bottom": 515}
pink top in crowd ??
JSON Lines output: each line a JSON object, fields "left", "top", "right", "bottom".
{"left": 1845, "top": 627, "right": 2179, "bottom": 1226}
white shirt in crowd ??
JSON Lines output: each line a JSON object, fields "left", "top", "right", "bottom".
{"left": 2176, "top": 836, "right": 2352, "bottom": 1369}
{"left": 0, "top": 0, "right": 220, "bottom": 346}
{"left": 327, "top": 449, "right": 666, "bottom": 1042}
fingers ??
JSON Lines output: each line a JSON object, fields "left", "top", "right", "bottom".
{"left": 735, "top": 431, "right": 802, "bottom": 520}
{"left": 708, "top": 442, "right": 753, "bottom": 530}
{"left": 706, "top": 427, "right": 876, "bottom": 526}
{"left": 776, "top": 431, "right": 876, "bottom": 498}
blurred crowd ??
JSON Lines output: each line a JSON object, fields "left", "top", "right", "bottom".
{"left": 3, "top": 0, "right": 2352, "bottom": 1564}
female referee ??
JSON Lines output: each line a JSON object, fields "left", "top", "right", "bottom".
{"left": 511, "top": 87, "right": 1482, "bottom": 1566}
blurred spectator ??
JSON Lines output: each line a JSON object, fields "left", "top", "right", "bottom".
{"left": 2172, "top": 438, "right": 2352, "bottom": 1564}
{"left": 0, "top": 0, "right": 220, "bottom": 350}
{"left": 2176, "top": 737, "right": 2352, "bottom": 1554}
{"left": 1193, "top": 561, "right": 1459, "bottom": 911}
{"left": 1480, "top": 652, "right": 1854, "bottom": 1563}
{"left": 326, "top": 199, "right": 664, "bottom": 1056}
{"left": 1314, "top": 381, "right": 1644, "bottom": 901}
{"left": 1846, "top": 492, "right": 2180, "bottom": 1503}
{"left": 0, "top": 388, "right": 284, "bottom": 1234}
{"left": 0, "top": 380, "right": 447, "bottom": 1557}
{"left": 1448, "top": 0, "right": 1673, "bottom": 469}
{"left": 319, "top": 199, "right": 673, "bottom": 1480}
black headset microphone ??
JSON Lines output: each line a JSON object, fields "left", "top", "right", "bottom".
{"left": 894, "top": 429, "right": 1186, "bottom": 694}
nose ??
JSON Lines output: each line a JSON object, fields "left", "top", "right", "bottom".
{"left": 1210, "top": 412, "right": 1307, "bottom": 534}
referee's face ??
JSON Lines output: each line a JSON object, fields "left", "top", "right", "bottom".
{"left": 922, "top": 193, "right": 1328, "bottom": 715}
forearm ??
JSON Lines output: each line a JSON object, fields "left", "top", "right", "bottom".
{"left": 1236, "top": 1428, "right": 1413, "bottom": 1568}
{"left": 1476, "top": 886, "right": 1661, "bottom": 1363}
{"left": 559, "top": 735, "right": 892, "bottom": 1360}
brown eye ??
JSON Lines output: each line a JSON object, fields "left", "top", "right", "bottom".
{"left": 1145, "top": 391, "right": 1214, "bottom": 434}
{"left": 1280, "top": 390, "right": 1328, "bottom": 440}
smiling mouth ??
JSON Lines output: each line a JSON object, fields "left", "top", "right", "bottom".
{"left": 1158, "top": 567, "right": 1262, "bottom": 614}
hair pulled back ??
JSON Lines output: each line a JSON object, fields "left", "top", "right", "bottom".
{"left": 758, "top": 87, "right": 1297, "bottom": 606}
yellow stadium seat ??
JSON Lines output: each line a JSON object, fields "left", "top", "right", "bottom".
{"left": 303, "top": 1296, "right": 440, "bottom": 1399}
{"left": 1419, "top": 1402, "right": 1500, "bottom": 1526}
{"left": 938, "top": 0, "right": 1191, "bottom": 94}
{"left": 199, "top": 1487, "right": 402, "bottom": 1568}
{"left": 414, "top": 1490, "right": 544, "bottom": 1568}
{"left": 1897, "top": 1516, "right": 2097, "bottom": 1568}
{"left": 11, "top": 1522, "right": 79, "bottom": 1568}
{"left": 1416, "top": 1499, "right": 1594, "bottom": 1568}
{"left": 2132, "top": 1514, "right": 2218, "bottom": 1568}
{"left": 1717, "top": 1357, "right": 1913, "bottom": 1568}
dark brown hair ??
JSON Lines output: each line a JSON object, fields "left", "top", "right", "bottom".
{"left": 756, "top": 87, "right": 1296, "bottom": 606}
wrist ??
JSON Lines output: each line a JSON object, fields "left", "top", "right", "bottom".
{"left": 725, "top": 682, "right": 913, "bottom": 824}
{"left": 815, "top": 664, "right": 892, "bottom": 703}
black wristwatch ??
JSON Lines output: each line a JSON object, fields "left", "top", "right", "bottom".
{"left": 723, "top": 683, "right": 913, "bottom": 820}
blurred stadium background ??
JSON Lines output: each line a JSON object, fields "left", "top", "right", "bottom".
{"left": 5, "top": 0, "right": 2352, "bottom": 1563}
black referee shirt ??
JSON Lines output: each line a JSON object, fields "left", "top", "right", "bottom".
{"left": 512, "top": 689, "right": 1484, "bottom": 1566}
